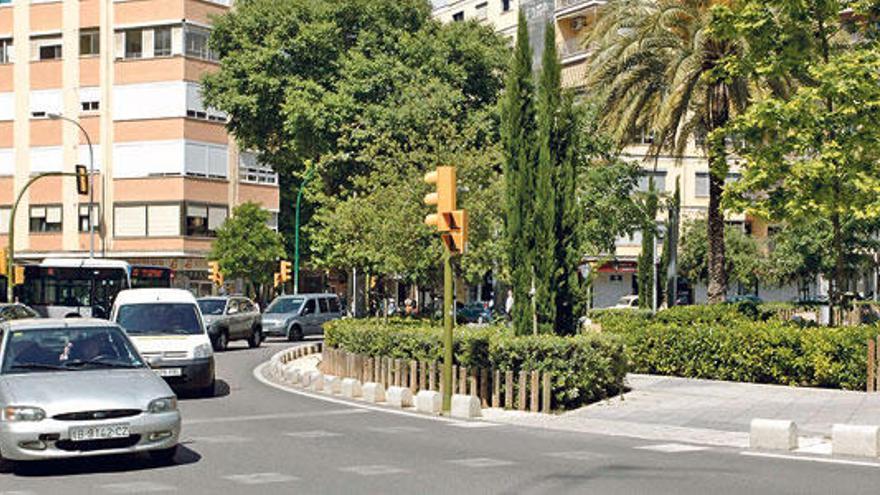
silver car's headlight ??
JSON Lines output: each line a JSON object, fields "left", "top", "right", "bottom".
{"left": 193, "top": 343, "right": 213, "bottom": 359}
{"left": 2, "top": 406, "right": 46, "bottom": 422}
{"left": 148, "top": 397, "right": 178, "bottom": 414}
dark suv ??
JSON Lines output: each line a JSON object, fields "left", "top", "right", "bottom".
{"left": 197, "top": 296, "right": 262, "bottom": 351}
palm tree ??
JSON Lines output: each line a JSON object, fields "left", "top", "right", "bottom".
{"left": 584, "top": 0, "right": 750, "bottom": 303}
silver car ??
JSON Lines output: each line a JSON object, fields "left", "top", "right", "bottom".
{"left": 261, "top": 293, "right": 342, "bottom": 341}
{"left": 0, "top": 319, "right": 181, "bottom": 469}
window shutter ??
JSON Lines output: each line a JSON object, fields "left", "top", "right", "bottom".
{"left": 208, "top": 206, "right": 227, "bottom": 231}
{"left": 147, "top": 204, "right": 181, "bottom": 237}
{"left": 114, "top": 206, "right": 147, "bottom": 237}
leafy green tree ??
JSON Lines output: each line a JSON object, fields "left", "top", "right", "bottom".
{"left": 678, "top": 218, "right": 764, "bottom": 293}
{"left": 209, "top": 202, "right": 285, "bottom": 297}
{"left": 502, "top": 11, "right": 538, "bottom": 335}
{"left": 585, "top": 0, "right": 751, "bottom": 303}
{"left": 727, "top": 47, "right": 880, "bottom": 314}
{"left": 662, "top": 179, "right": 682, "bottom": 307}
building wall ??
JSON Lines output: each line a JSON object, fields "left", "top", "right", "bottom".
{"left": 0, "top": 0, "right": 278, "bottom": 291}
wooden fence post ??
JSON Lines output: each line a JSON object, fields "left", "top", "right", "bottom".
{"left": 429, "top": 361, "right": 437, "bottom": 391}
{"left": 530, "top": 371, "right": 539, "bottom": 413}
{"left": 469, "top": 369, "right": 477, "bottom": 396}
{"left": 492, "top": 370, "right": 501, "bottom": 408}
{"left": 517, "top": 371, "right": 528, "bottom": 411}
{"left": 410, "top": 360, "right": 418, "bottom": 393}
{"left": 541, "top": 372, "right": 551, "bottom": 413}
{"left": 459, "top": 367, "right": 468, "bottom": 395}
{"left": 504, "top": 371, "right": 514, "bottom": 409}
{"left": 871, "top": 339, "right": 878, "bottom": 393}
{"left": 480, "top": 369, "right": 490, "bottom": 408}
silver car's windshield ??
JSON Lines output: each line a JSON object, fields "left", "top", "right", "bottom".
{"left": 197, "top": 299, "right": 226, "bottom": 316}
{"left": 1, "top": 326, "right": 145, "bottom": 374}
{"left": 116, "top": 303, "right": 203, "bottom": 335}
{"left": 265, "top": 297, "right": 304, "bottom": 315}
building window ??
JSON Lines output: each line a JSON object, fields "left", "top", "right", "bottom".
{"left": 638, "top": 171, "right": 666, "bottom": 193}
{"left": 0, "top": 38, "right": 12, "bottom": 64}
{"left": 452, "top": 11, "right": 464, "bottom": 22}
{"left": 147, "top": 204, "right": 181, "bottom": 237}
{"left": 81, "top": 101, "right": 99, "bottom": 112}
{"left": 80, "top": 29, "right": 99, "bottom": 56}
{"left": 114, "top": 205, "right": 146, "bottom": 237}
{"left": 239, "top": 152, "right": 278, "bottom": 185}
{"left": 475, "top": 2, "right": 488, "bottom": 20}
{"left": 502, "top": 0, "right": 512, "bottom": 12}
{"left": 0, "top": 208, "right": 10, "bottom": 235}
{"left": 39, "top": 44, "right": 62, "bottom": 61}
{"left": 30, "top": 205, "right": 62, "bottom": 233}
{"left": 266, "top": 210, "right": 279, "bottom": 231}
{"left": 154, "top": 27, "right": 172, "bottom": 57}
{"left": 78, "top": 204, "right": 99, "bottom": 233}
{"left": 124, "top": 29, "right": 143, "bottom": 59}
{"left": 185, "top": 26, "right": 217, "bottom": 61}
{"left": 695, "top": 172, "right": 740, "bottom": 197}
{"left": 185, "top": 203, "right": 227, "bottom": 237}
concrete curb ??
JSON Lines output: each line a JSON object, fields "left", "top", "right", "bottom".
{"left": 750, "top": 418, "right": 797, "bottom": 451}
{"left": 451, "top": 394, "right": 481, "bottom": 419}
{"left": 386, "top": 386, "right": 414, "bottom": 408}
{"left": 415, "top": 391, "right": 442, "bottom": 414}
{"left": 832, "top": 424, "right": 880, "bottom": 458}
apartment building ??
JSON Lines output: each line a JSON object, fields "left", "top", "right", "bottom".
{"left": 0, "top": 0, "right": 279, "bottom": 295}
{"left": 433, "top": 0, "right": 799, "bottom": 307}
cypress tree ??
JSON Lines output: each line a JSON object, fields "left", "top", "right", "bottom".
{"left": 534, "top": 22, "right": 560, "bottom": 333}
{"left": 553, "top": 91, "right": 581, "bottom": 335}
{"left": 501, "top": 11, "right": 537, "bottom": 335}
{"left": 637, "top": 178, "right": 659, "bottom": 309}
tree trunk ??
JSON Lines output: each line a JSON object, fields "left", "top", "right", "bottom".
{"left": 277, "top": 170, "right": 297, "bottom": 258}
{"left": 706, "top": 170, "right": 727, "bottom": 303}
{"left": 830, "top": 211, "right": 845, "bottom": 326}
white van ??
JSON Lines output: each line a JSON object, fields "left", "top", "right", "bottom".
{"left": 111, "top": 289, "right": 215, "bottom": 396}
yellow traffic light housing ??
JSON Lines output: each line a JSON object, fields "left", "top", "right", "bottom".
{"left": 279, "top": 260, "right": 292, "bottom": 283}
{"left": 423, "top": 166, "right": 457, "bottom": 231}
{"left": 274, "top": 272, "right": 282, "bottom": 288}
{"left": 0, "top": 248, "right": 6, "bottom": 277}
{"left": 12, "top": 265, "right": 24, "bottom": 286}
{"left": 208, "top": 261, "right": 223, "bottom": 286}
{"left": 75, "top": 165, "right": 89, "bottom": 195}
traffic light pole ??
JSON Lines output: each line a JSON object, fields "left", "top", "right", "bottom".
{"left": 442, "top": 247, "right": 454, "bottom": 412}
{"left": 293, "top": 166, "right": 316, "bottom": 295}
{"left": 7, "top": 172, "right": 77, "bottom": 302}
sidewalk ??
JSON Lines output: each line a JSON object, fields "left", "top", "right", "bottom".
{"left": 483, "top": 374, "right": 880, "bottom": 448}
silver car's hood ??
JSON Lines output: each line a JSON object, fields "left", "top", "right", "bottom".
{"left": 0, "top": 369, "right": 173, "bottom": 416}
{"left": 203, "top": 315, "right": 221, "bottom": 326}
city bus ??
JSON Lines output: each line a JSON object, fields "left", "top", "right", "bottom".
{"left": 19, "top": 258, "right": 132, "bottom": 319}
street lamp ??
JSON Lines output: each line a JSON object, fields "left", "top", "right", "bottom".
{"left": 48, "top": 113, "right": 95, "bottom": 258}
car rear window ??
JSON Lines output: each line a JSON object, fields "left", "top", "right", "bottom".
{"left": 116, "top": 303, "right": 203, "bottom": 336}
{"left": 328, "top": 297, "right": 340, "bottom": 313}
{"left": 319, "top": 298, "right": 329, "bottom": 313}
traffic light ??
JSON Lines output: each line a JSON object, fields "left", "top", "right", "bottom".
{"left": 208, "top": 261, "right": 223, "bottom": 286}
{"left": 274, "top": 272, "right": 282, "bottom": 289}
{"left": 12, "top": 265, "right": 24, "bottom": 286}
{"left": 423, "top": 166, "right": 468, "bottom": 255}
{"left": 423, "top": 166, "right": 456, "bottom": 231}
{"left": 75, "top": 165, "right": 89, "bottom": 195}
{"left": 0, "top": 248, "right": 6, "bottom": 277}
{"left": 279, "top": 260, "right": 292, "bottom": 283}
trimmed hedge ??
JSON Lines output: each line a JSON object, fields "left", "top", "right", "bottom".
{"left": 590, "top": 306, "right": 879, "bottom": 390}
{"left": 324, "top": 319, "right": 627, "bottom": 409}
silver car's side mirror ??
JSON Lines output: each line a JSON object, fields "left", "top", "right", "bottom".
{"left": 145, "top": 356, "right": 161, "bottom": 368}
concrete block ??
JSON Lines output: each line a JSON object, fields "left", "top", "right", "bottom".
{"left": 832, "top": 424, "right": 880, "bottom": 457}
{"left": 415, "top": 390, "right": 442, "bottom": 414}
{"left": 341, "top": 378, "right": 362, "bottom": 398}
{"left": 308, "top": 372, "right": 324, "bottom": 392}
{"left": 283, "top": 366, "right": 301, "bottom": 384}
{"left": 324, "top": 375, "right": 341, "bottom": 394}
{"left": 451, "top": 394, "right": 482, "bottom": 419}
{"left": 749, "top": 418, "right": 797, "bottom": 451}
{"left": 386, "top": 386, "right": 413, "bottom": 408}
{"left": 362, "top": 382, "right": 385, "bottom": 403}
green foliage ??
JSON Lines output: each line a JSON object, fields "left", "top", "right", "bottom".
{"left": 678, "top": 218, "right": 764, "bottom": 290}
{"left": 324, "top": 319, "right": 627, "bottom": 409}
{"left": 209, "top": 202, "right": 285, "bottom": 287}
{"left": 637, "top": 180, "right": 659, "bottom": 309}
{"left": 591, "top": 305, "right": 880, "bottom": 390}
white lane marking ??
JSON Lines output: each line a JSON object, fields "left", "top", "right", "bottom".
{"left": 284, "top": 430, "right": 342, "bottom": 439}
{"left": 635, "top": 443, "right": 709, "bottom": 453}
{"left": 254, "top": 360, "right": 489, "bottom": 428}
{"left": 1, "top": 491, "right": 37, "bottom": 495}
{"left": 448, "top": 457, "right": 514, "bottom": 468}
{"left": 185, "top": 408, "right": 366, "bottom": 425}
{"left": 188, "top": 434, "right": 251, "bottom": 444}
{"left": 100, "top": 482, "right": 176, "bottom": 493}
{"left": 339, "top": 465, "right": 409, "bottom": 476}
{"left": 447, "top": 422, "right": 499, "bottom": 429}
{"left": 367, "top": 426, "right": 424, "bottom": 434}
{"left": 224, "top": 473, "right": 300, "bottom": 485}
{"left": 741, "top": 451, "right": 880, "bottom": 468}
{"left": 543, "top": 451, "right": 605, "bottom": 461}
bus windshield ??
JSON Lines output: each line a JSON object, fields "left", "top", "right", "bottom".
{"left": 19, "top": 262, "right": 130, "bottom": 319}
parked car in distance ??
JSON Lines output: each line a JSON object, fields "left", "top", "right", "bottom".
{"left": 197, "top": 296, "right": 262, "bottom": 351}
{"left": 0, "top": 319, "right": 181, "bottom": 469}
{"left": 261, "top": 293, "right": 342, "bottom": 341}
{"left": 726, "top": 294, "right": 763, "bottom": 305}
{"left": 612, "top": 295, "right": 640, "bottom": 309}
{"left": 111, "top": 289, "right": 215, "bottom": 397}
{"left": 456, "top": 302, "right": 492, "bottom": 324}
{"left": 0, "top": 303, "right": 39, "bottom": 322}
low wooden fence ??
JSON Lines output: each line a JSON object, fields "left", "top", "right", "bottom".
{"left": 868, "top": 336, "right": 880, "bottom": 392}
{"left": 321, "top": 347, "right": 554, "bottom": 413}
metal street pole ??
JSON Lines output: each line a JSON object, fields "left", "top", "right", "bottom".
{"left": 48, "top": 113, "right": 95, "bottom": 258}
{"left": 442, "top": 248, "right": 454, "bottom": 412}
{"left": 293, "top": 166, "right": 316, "bottom": 294}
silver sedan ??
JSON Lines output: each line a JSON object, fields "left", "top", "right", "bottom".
{"left": 0, "top": 319, "right": 181, "bottom": 468}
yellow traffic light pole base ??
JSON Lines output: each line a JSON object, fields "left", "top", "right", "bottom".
{"left": 441, "top": 248, "right": 454, "bottom": 412}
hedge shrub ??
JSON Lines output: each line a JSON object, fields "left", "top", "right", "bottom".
{"left": 589, "top": 306, "right": 879, "bottom": 390}
{"left": 324, "top": 319, "right": 627, "bottom": 409}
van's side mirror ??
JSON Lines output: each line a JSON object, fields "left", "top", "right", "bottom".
{"left": 227, "top": 306, "right": 239, "bottom": 315}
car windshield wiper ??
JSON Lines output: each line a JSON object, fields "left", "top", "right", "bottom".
{"left": 64, "top": 359, "right": 139, "bottom": 369}
{"left": 8, "top": 362, "right": 67, "bottom": 371}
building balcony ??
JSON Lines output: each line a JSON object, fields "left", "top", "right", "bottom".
{"left": 560, "top": 37, "right": 587, "bottom": 60}
{"left": 556, "top": 0, "right": 605, "bottom": 17}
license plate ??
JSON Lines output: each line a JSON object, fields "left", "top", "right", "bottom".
{"left": 69, "top": 423, "right": 130, "bottom": 442}
{"left": 154, "top": 367, "right": 182, "bottom": 377}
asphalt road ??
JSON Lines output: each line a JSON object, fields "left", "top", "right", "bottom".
{"left": 3, "top": 339, "right": 880, "bottom": 495}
